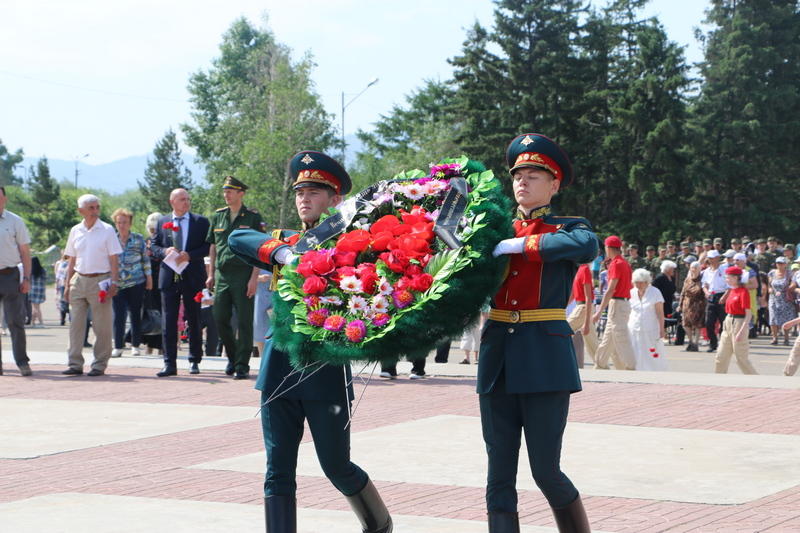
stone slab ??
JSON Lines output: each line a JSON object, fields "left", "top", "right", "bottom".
{"left": 193, "top": 415, "right": 800, "bottom": 505}
{"left": 0, "top": 399, "right": 257, "bottom": 459}
{"left": 0, "top": 493, "right": 592, "bottom": 533}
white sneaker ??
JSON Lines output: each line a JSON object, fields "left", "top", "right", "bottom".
{"left": 131, "top": 347, "right": 141, "bottom": 356}
{"left": 409, "top": 372, "right": 425, "bottom": 380}
{"left": 379, "top": 371, "right": 397, "bottom": 379}
{"left": 111, "top": 348, "right": 123, "bottom": 358}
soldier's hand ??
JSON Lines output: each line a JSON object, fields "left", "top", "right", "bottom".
{"left": 206, "top": 276, "right": 215, "bottom": 290}
{"left": 492, "top": 237, "right": 526, "bottom": 257}
{"left": 274, "top": 247, "right": 297, "bottom": 265}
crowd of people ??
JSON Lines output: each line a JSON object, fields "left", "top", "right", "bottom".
{"left": 0, "top": 183, "right": 272, "bottom": 379}
{"left": 570, "top": 234, "right": 800, "bottom": 376}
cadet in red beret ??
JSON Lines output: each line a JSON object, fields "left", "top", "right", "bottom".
{"left": 714, "top": 266, "right": 759, "bottom": 374}
{"left": 592, "top": 236, "right": 636, "bottom": 370}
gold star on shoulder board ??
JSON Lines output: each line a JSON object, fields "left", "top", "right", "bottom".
{"left": 520, "top": 135, "right": 534, "bottom": 146}
{"left": 301, "top": 154, "right": 314, "bottom": 165}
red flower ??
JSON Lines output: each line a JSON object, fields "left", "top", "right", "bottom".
{"left": 360, "top": 271, "right": 380, "bottom": 294}
{"left": 310, "top": 252, "right": 336, "bottom": 276}
{"left": 649, "top": 347, "right": 656, "bottom": 352}
{"left": 307, "top": 308, "right": 329, "bottom": 327}
{"left": 404, "top": 264, "right": 424, "bottom": 277}
{"left": 355, "top": 262, "right": 377, "bottom": 276}
{"left": 162, "top": 222, "right": 178, "bottom": 232}
{"left": 302, "top": 275, "right": 327, "bottom": 295}
{"left": 379, "top": 250, "right": 410, "bottom": 273}
{"left": 409, "top": 273, "right": 434, "bottom": 292}
{"left": 369, "top": 215, "right": 401, "bottom": 235}
{"left": 194, "top": 291, "right": 203, "bottom": 303}
{"left": 653, "top": 353, "right": 660, "bottom": 358}
{"left": 410, "top": 222, "right": 435, "bottom": 242}
{"left": 400, "top": 207, "right": 428, "bottom": 226}
{"left": 395, "top": 276, "right": 412, "bottom": 290}
{"left": 390, "top": 234, "right": 431, "bottom": 259}
{"left": 295, "top": 261, "right": 315, "bottom": 277}
{"left": 98, "top": 290, "right": 108, "bottom": 303}
{"left": 370, "top": 231, "right": 394, "bottom": 252}
{"left": 336, "top": 229, "right": 371, "bottom": 253}
{"left": 391, "top": 224, "right": 413, "bottom": 237}
{"left": 333, "top": 250, "right": 357, "bottom": 267}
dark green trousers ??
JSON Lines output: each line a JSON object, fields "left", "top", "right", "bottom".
{"left": 480, "top": 375, "right": 578, "bottom": 510}
{"left": 261, "top": 392, "right": 368, "bottom": 497}
{"left": 213, "top": 277, "right": 254, "bottom": 373}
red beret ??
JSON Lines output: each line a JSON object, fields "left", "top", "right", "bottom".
{"left": 604, "top": 235, "right": 622, "bottom": 248}
{"left": 726, "top": 266, "right": 743, "bottom": 276}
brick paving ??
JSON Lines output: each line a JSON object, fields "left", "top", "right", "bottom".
{"left": 1, "top": 365, "right": 799, "bottom": 532}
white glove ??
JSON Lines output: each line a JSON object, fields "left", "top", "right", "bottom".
{"left": 273, "top": 247, "right": 297, "bottom": 265}
{"left": 492, "top": 237, "right": 526, "bottom": 257}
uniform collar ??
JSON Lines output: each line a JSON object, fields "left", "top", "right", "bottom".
{"left": 515, "top": 204, "right": 551, "bottom": 220}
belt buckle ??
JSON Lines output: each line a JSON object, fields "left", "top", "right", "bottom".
{"left": 509, "top": 310, "right": 520, "bottom": 323}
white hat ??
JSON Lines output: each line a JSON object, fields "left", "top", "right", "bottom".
{"left": 707, "top": 250, "right": 720, "bottom": 259}
{"left": 776, "top": 256, "right": 788, "bottom": 264}
{"left": 723, "top": 249, "right": 736, "bottom": 258}
{"left": 683, "top": 255, "right": 696, "bottom": 263}
{"left": 733, "top": 252, "right": 747, "bottom": 261}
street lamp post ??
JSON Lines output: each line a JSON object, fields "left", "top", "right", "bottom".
{"left": 341, "top": 77, "right": 378, "bottom": 166}
{"left": 74, "top": 153, "right": 89, "bottom": 188}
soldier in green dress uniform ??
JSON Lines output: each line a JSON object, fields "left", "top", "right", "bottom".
{"left": 484, "top": 133, "right": 595, "bottom": 532}
{"left": 228, "top": 152, "right": 392, "bottom": 533}
{"left": 753, "top": 238, "right": 775, "bottom": 274}
{"left": 206, "top": 176, "right": 264, "bottom": 379}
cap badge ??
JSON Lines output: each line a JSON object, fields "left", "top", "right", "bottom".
{"left": 520, "top": 135, "right": 534, "bottom": 146}
{"left": 301, "top": 154, "right": 314, "bottom": 165}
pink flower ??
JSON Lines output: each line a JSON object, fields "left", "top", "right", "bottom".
{"left": 307, "top": 308, "right": 329, "bottom": 327}
{"left": 344, "top": 320, "right": 367, "bottom": 343}
{"left": 371, "top": 313, "right": 390, "bottom": 327}
{"left": 323, "top": 314, "right": 346, "bottom": 332}
{"left": 392, "top": 289, "right": 414, "bottom": 309}
{"left": 304, "top": 295, "right": 321, "bottom": 308}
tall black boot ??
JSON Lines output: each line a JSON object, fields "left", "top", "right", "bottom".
{"left": 488, "top": 511, "right": 520, "bottom": 532}
{"left": 345, "top": 478, "right": 392, "bottom": 533}
{"left": 264, "top": 495, "right": 296, "bottom": 533}
{"left": 551, "top": 494, "right": 590, "bottom": 533}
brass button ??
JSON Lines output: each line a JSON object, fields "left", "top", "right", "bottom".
{"left": 522, "top": 222, "right": 528, "bottom": 227}
{"left": 511, "top": 300, "right": 518, "bottom": 305}
{"left": 509, "top": 311, "right": 520, "bottom": 323}
{"left": 508, "top": 328, "right": 515, "bottom": 333}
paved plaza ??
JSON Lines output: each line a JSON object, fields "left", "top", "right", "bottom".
{"left": 1, "top": 294, "right": 799, "bottom": 532}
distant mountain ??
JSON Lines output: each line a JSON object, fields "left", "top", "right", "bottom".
{"left": 18, "top": 154, "right": 206, "bottom": 194}
{"left": 16, "top": 135, "right": 366, "bottom": 195}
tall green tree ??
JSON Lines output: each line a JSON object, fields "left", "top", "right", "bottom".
{"left": 352, "top": 80, "right": 460, "bottom": 189}
{"left": 183, "top": 17, "right": 337, "bottom": 228}
{"left": 139, "top": 129, "right": 193, "bottom": 214}
{"left": 0, "top": 138, "right": 24, "bottom": 187}
{"left": 688, "top": 0, "right": 800, "bottom": 237}
{"left": 18, "top": 157, "right": 75, "bottom": 248}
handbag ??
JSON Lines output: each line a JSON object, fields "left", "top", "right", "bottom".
{"left": 140, "top": 308, "right": 162, "bottom": 336}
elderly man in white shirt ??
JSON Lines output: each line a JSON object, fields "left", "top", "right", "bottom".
{"left": 62, "top": 194, "right": 123, "bottom": 376}
{"left": 701, "top": 250, "right": 729, "bottom": 353}
{"left": 0, "top": 186, "right": 33, "bottom": 376}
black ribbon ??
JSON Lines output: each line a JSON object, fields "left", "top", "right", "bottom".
{"left": 433, "top": 177, "right": 468, "bottom": 249}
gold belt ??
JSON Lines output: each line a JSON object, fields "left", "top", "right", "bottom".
{"left": 489, "top": 308, "right": 566, "bottom": 323}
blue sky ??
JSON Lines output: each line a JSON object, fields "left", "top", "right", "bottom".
{"left": 1, "top": 0, "right": 708, "bottom": 165}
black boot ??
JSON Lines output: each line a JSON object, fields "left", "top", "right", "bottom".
{"left": 345, "top": 478, "right": 392, "bottom": 532}
{"left": 551, "top": 494, "right": 590, "bottom": 533}
{"left": 264, "top": 495, "right": 296, "bottom": 533}
{"left": 488, "top": 511, "right": 520, "bottom": 532}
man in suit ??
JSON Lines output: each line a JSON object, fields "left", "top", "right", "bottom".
{"left": 149, "top": 188, "right": 210, "bottom": 377}
{"left": 486, "top": 133, "right": 596, "bottom": 532}
{"left": 228, "top": 151, "right": 392, "bottom": 533}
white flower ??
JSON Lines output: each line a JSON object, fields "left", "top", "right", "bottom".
{"left": 377, "top": 277, "right": 393, "bottom": 296}
{"left": 348, "top": 295, "right": 369, "bottom": 314}
{"left": 425, "top": 180, "right": 446, "bottom": 195}
{"left": 319, "top": 295, "right": 343, "bottom": 306}
{"left": 339, "top": 275, "right": 363, "bottom": 293}
{"left": 402, "top": 184, "right": 426, "bottom": 201}
{"left": 370, "top": 295, "right": 389, "bottom": 313}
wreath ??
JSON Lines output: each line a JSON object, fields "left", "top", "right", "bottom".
{"left": 273, "top": 156, "right": 514, "bottom": 367}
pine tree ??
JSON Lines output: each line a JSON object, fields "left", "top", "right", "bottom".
{"left": 19, "top": 158, "right": 75, "bottom": 248}
{"left": 139, "top": 129, "right": 193, "bottom": 214}
{"left": 688, "top": 0, "right": 800, "bottom": 237}
{"left": 0, "top": 138, "right": 24, "bottom": 187}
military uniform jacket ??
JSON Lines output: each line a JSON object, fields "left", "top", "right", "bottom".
{"left": 477, "top": 207, "right": 598, "bottom": 395}
{"left": 228, "top": 227, "right": 354, "bottom": 402}
{"left": 627, "top": 256, "right": 648, "bottom": 272}
{"left": 207, "top": 205, "right": 264, "bottom": 276}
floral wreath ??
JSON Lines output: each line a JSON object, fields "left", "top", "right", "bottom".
{"left": 273, "top": 156, "right": 513, "bottom": 366}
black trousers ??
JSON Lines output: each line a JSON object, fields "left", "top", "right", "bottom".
{"left": 705, "top": 296, "right": 726, "bottom": 349}
{"left": 480, "top": 375, "right": 577, "bottom": 510}
{"left": 161, "top": 280, "right": 203, "bottom": 364}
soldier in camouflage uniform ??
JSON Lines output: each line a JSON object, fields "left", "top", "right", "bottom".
{"left": 753, "top": 238, "right": 776, "bottom": 274}
{"left": 626, "top": 243, "right": 648, "bottom": 271}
